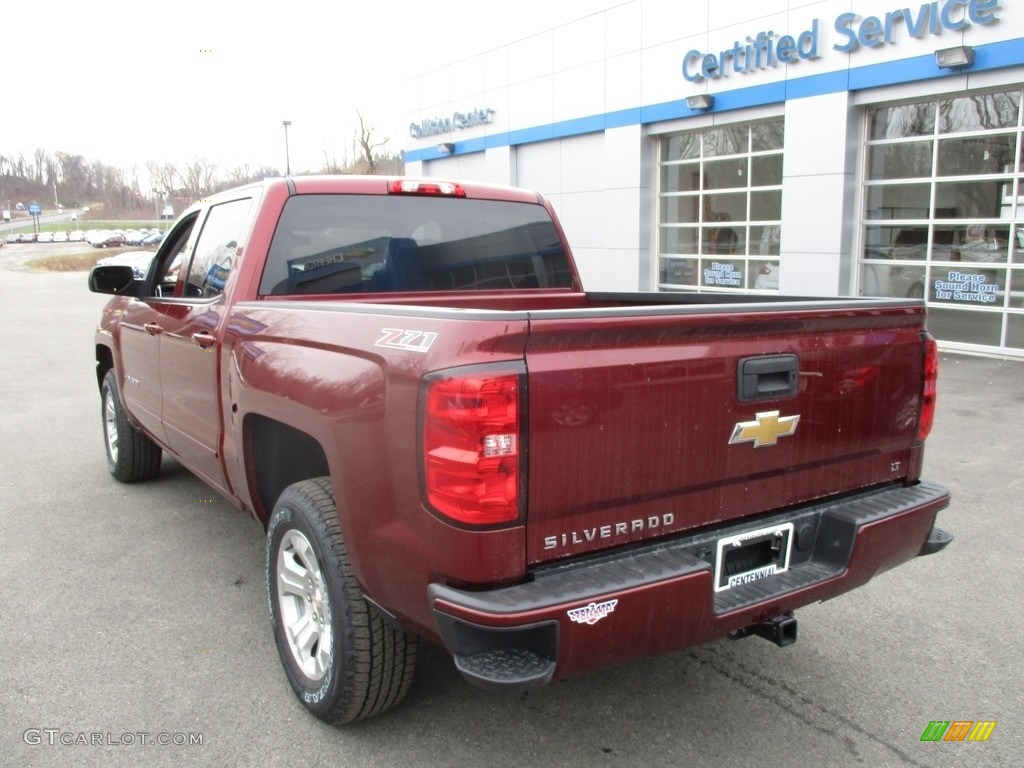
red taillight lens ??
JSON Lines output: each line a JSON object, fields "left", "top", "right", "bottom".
{"left": 917, "top": 333, "right": 938, "bottom": 442}
{"left": 388, "top": 179, "right": 466, "bottom": 197}
{"left": 422, "top": 370, "right": 523, "bottom": 525}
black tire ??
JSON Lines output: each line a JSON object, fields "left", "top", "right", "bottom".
{"left": 266, "top": 477, "right": 418, "bottom": 724}
{"left": 101, "top": 369, "right": 162, "bottom": 482}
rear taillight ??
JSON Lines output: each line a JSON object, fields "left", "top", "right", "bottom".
{"left": 388, "top": 179, "right": 466, "bottom": 197}
{"left": 422, "top": 367, "right": 524, "bottom": 526}
{"left": 917, "top": 333, "right": 938, "bottom": 442}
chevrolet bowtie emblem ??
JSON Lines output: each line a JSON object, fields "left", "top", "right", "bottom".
{"left": 729, "top": 411, "right": 800, "bottom": 448}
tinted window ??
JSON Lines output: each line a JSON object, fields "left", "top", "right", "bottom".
{"left": 184, "top": 198, "right": 254, "bottom": 299}
{"left": 147, "top": 213, "right": 198, "bottom": 298}
{"left": 259, "top": 195, "right": 572, "bottom": 296}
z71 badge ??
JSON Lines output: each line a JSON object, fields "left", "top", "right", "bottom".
{"left": 374, "top": 328, "right": 438, "bottom": 353}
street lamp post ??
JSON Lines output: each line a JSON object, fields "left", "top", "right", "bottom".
{"left": 282, "top": 120, "right": 292, "bottom": 176}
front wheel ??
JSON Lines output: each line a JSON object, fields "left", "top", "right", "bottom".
{"left": 101, "top": 369, "right": 161, "bottom": 482}
{"left": 266, "top": 477, "right": 418, "bottom": 724}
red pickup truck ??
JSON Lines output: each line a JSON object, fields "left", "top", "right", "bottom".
{"left": 89, "top": 175, "right": 951, "bottom": 724}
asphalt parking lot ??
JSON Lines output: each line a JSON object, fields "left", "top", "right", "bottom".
{"left": 1, "top": 259, "right": 1021, "bottom": 768}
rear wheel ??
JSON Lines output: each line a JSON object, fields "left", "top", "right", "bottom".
{"left": 101, "top": 370, "right": 162, "bottom": 482}
{"left": 266, "top": 477, "right": 418, "bottom": 724}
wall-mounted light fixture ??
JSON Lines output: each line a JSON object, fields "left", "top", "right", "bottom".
{"left": 686, "top": 94, "right": 714, "bottom": 111}
{"left": 935, "top": 46, "right": 975, "bottom": 69}
{"left": 437, "top": 142, "right": 455, "bottom": 155}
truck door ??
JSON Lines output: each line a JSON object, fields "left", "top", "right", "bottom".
{"left": 115, "top": 214, "right": 200, "bottom": 445}
{"left": 158, "top": 197, "right": 255, "bottom": 493}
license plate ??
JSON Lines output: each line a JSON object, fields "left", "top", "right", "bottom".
{"left": 713, "top": 523, "right": 794, "bottom": 592}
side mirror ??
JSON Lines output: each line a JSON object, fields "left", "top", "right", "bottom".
{"left": 88, "top": 265, "right": 142, "bottom": 296}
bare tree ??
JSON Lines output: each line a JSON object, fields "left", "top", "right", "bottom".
{"left": 182, "top": 156, "right": 217, "bottom": 199}
{"left": 321, "top": 148, "right": 346, "bottom": 175}
{"left": 224, "top": 164, "right": 253, "bottom": 187}
{"left": 56, "top": 152, "right": 89, "bottom": 202}
{"left": 146, "top": 160, "right": 181, "bottom": 200}
{"left": 33, "top": 147, "right": 48, "bottom": 184}
{"left": 356, "top": 110, "right": 390, "bottom": 175}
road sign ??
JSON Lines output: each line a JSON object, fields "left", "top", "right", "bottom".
{"left": 28, "top": 203, "right": 41, "bottom": 215}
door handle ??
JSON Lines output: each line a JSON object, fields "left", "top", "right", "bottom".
{"left": 144, "top": 323, "right": 164, "bottom": 336}
{"left": 191, "top": 331, "right": 216, "bottom": 349}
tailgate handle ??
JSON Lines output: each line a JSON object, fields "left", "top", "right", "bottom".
{"left": 738, "top": 355, "right": 798, "bottom": 402}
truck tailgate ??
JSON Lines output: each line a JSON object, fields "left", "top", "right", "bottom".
{"left": 523, "top": 302, "right": 927, "bottom": 565}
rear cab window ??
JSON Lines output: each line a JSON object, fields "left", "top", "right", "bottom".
{"left": 258, "top": 195, "right": 573, "bottom": 296}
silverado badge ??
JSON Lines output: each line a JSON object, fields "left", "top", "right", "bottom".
{"left": 729, "top": 411, "right": 800, "bottom": 448}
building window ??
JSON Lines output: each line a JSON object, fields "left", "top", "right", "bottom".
{"left": 860, "top": 90, "right": 1023, "bottom": 355}
{"left": 657, "top": 119, "right": 784, "bottom": 292}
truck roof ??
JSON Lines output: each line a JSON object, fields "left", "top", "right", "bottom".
{"left": 191, "top": 176, "right": 545, "bottom": 212}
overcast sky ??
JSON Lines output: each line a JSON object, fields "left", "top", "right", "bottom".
{"left": 3, "top": 0, "right": 619, "bottom": 186}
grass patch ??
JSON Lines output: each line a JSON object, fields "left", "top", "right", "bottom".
{"left": 27, "top": 248, "right": 136, "bottom": 272}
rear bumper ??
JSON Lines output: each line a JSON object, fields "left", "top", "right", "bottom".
{"left": 428, "top": 480, "right": 951, "bottom": 690}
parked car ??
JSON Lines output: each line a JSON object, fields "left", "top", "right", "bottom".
{"left": 141, "top": 231, "right": 165, "bottom": 247}
{"left": 69, "top": 230, "right": 86, "bottom": 242}
{"left": 52, "top": 231, "right": 69, "bottom": 243}
{"left": 36, "top": 232, "right": 54, "bottom": 243}
{"left": 4, "top": 234, "right": 18, "bottom": 244}
{"left": 17, "top": 232, "right": 36, "bottom": 243}
{"left": 93, "top": 233, "right": 128, "bottom": 249}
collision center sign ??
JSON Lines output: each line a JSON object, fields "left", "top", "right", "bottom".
{"left": 409, "top": 107, "right": 495, "bottom": 139}
{"left": 683, "top": 0, "right": 999, "bottom": 82}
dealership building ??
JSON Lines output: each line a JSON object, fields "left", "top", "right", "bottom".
{"left": 403, "top": 0, "right": 1024, "bottom": 357}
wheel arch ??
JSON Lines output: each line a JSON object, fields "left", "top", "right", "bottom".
{"left": 244, "top": 413, "right": 331, "bottom": 526}
{"left": 96, "top": 343, "right": 115, "bottom": 391}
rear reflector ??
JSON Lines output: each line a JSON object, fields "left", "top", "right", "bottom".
{"left": 422, "top": 368, "right": 523, "bottom": 526}
{"left": 917, "top": 333, "right": 938, "bottom": 442}
{"left": 388, "top": 179, "right": 466, "bottom": 197}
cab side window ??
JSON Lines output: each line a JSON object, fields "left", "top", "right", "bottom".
{"left": 183, "top": 198, "right": 254, "bottom": 299}
{"left": 148, "top": 214, "right": 198, "bottom": 298}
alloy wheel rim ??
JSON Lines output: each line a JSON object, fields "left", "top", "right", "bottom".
{"left": 276, "top": 528, "right": 333, "bottom": 681}
{"left": 104, "top": 392, "right": 118, "bottom": 462}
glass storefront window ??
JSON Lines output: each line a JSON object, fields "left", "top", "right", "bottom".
{"left": 751, "top": 122, "right": 785, "bottom": 151}
{"left": 866, "top": 141, "right": 933, "bottom": 179}
{"left": 1007, "top": 313, "right": 1024, "bottom": 348}
{"left": 933, "top": 180, "right": 1008, "bottom": 219}
{"left": 660, "top": 164, "right": 698, "bottom": 193}
{"left": 751, "top": 155, "right": 783, "bottom": 187}
{"left": 861, "top": 89, "right": 1024, "bottom": 356}
{"left": 658, "top": 118, "right": 783, "bottom": 291}
{"left": 936, "top": 134, "right": 1016, "bottom": 175}
{"left": 704, "top": 158, "right": 747, "bottom": 189}
{"left": 865, "top": 183, "right": 930, "bottom": 218}
{"left": 869, "top": 102, "right": 936, "bottom": 139}
{"left": 938, "top": 92, "right": 1020, "bottom": 133}
{"left": 663, "top": 134, "right": 700, "bottom": 161}
{"left": 704, "top": 126, "right": 749, "bottom": 157}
